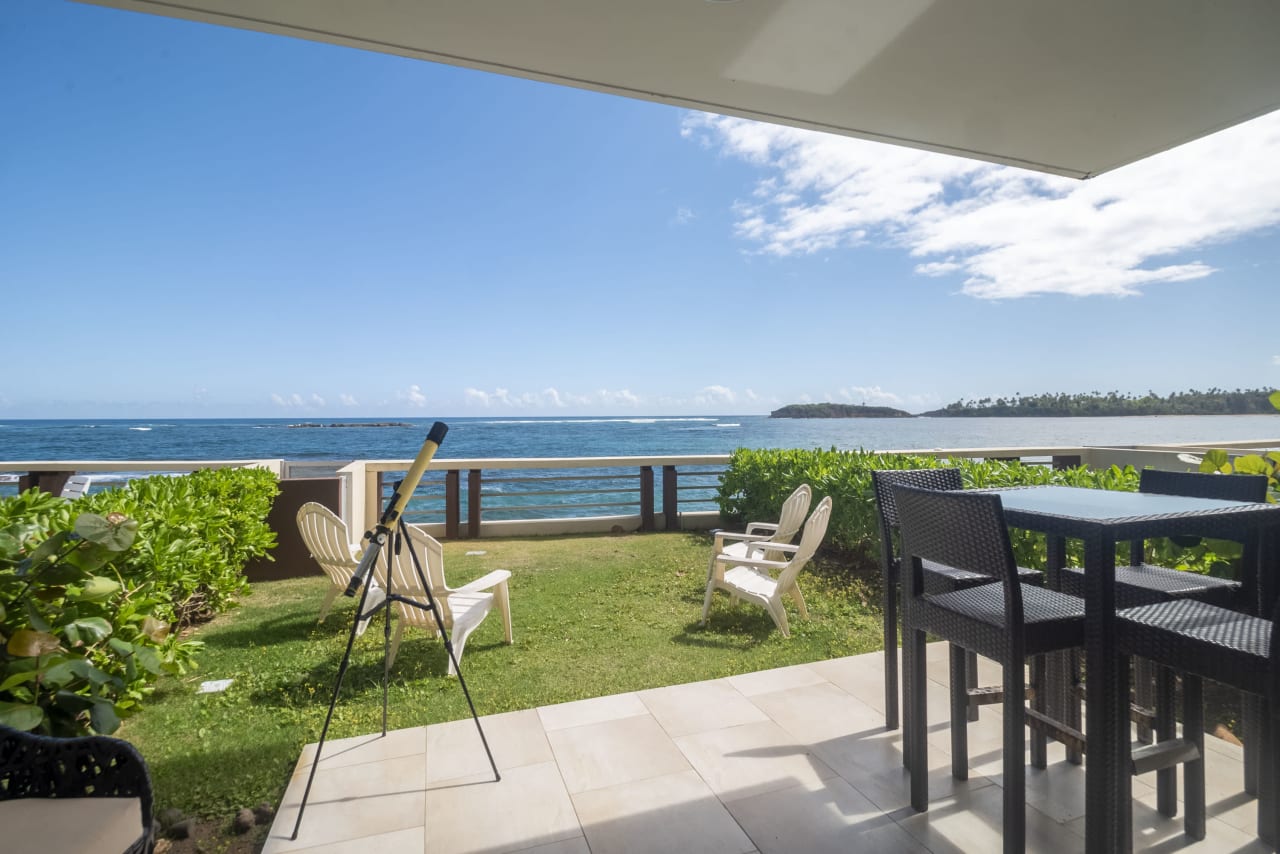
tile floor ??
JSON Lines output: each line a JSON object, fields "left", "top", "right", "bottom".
{"left": 262, "top": 644, "right": 1267, "bottom": 853}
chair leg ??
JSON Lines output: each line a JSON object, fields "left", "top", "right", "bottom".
{"left": 494, "top": 582, "right": 513, "bottom": 643}
{"left": 1183, "top": 674, "right": 1205, "bottom": 841}
{"left": 950, "top": 644, "right": 969, "bottom": 781}
{"left": 1244, "top": 692, "right": 1263, "bottom": 797}
{"left": 768, "top": 599, "right": 791, "bottom": 637}
{"left": 884, "top": 572, "right": 900, "bottom": 731}
{"left": 317, "top": 584, "right": 340, "bottom": 623}
{"left": 447, "top": 624, "right": 478, "bottom": 677}
{"left": 1030, "top": 655, "right": 1047, "bottom": 770}
{"left": 908, "top": 625, "right": 929, "bottom": 812}
{"left": 1155, "top": 666, "right": 1177, "bottom": 818}
{"left": 966, "top": 649, "right": 980, "bottom": 723}
{"left": 1259, "top": 698, "right": 1278, "bottom": 847}
{"left": 701, "top": 575, "right": 717, "bottom": 626}
{"left": 1134, "top": 657, "right": 1156, "bottom": 744}
{"left": 790, "top": 583, "right": 809, "bottom": 620}
{"left": 387, "top": 620, "right": 404, "bottom": 668}
{"left": 1003, "top": 659, "right": 1027, "bottom": 854}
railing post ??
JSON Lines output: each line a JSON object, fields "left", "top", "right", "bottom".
{"left": 663, "top": 465, "right": 678, "bottom": 531}
{"left": 640, "top": 466, "right": 655, "bottom": 531}
{"left": 467, "top": 469, "right": 482, "bottom": 538}
{"left": 1052, "top": 454, "right": 1082, "bottom": 470}
{"left": 445, "top": 470, "right": 461, "bottom": 539}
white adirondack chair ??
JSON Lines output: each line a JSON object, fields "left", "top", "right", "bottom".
{"left": 295, "top": 502, "right": 383, "bottom": 634}
{"left": 702, "top": 495, "right": 833, "bottom": 637}
{"left": 377, "top": 523, "right": 513, "bottom": 675}
{"left": 707, "top": 483, "right": 811, "bottom": 605}
{"left": 60, "top": 475, "right": 94, "bottom": 499}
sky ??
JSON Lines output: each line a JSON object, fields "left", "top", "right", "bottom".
{"left": 3, "top": 1, "right": 1280, "bottom": 419}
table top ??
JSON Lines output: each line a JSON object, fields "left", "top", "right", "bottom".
{"left": 984, "top": 484, "right": 1280, "bottom": 540}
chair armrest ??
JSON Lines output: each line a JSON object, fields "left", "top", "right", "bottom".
{"left": 715, "top": 531, "right": 773, "bottom": 545}
{"left": 457, "top": 569, "right": 512, "bottom": 594}
{"left": 720, "top": 555, "right": 790, "bottom": 572}
{"left": 744, "top": 522, "right": 780, "bottom": 536}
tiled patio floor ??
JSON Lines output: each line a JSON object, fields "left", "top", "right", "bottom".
{"left": 263, "top": 644, "right": 1267, "bottom": 853}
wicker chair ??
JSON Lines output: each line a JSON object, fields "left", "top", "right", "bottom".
{"left": 0, "top": 723, "right": 154, "bottom": 854}
{"left": 1060, "top": 470, "right": 1269, "bottom": 811}
{"left": 896, "top": 485, "right": 1084, "bottom": 854}
{"left": 1116, "top": 597, "right": 1280, "bottom": 844}
{"left": 871, "top": 468, "right": 1043, "bottom": 732}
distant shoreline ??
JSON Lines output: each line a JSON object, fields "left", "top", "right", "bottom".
{"left": 286, "top": 422, "right": 414, "bottom": 428}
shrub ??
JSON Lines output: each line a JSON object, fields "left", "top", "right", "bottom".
{"left": 82, "top": 467, "right": 279, "bottom": 626}
{"left": 0, "top": 490, "right": 184, "bottom": 736}
{"left": 712, "top": 448, "right": 1231, "bottom": 575}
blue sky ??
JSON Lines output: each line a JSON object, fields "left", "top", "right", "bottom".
{"left": 3, "top": 1, "right": 1280, "bottom": 419}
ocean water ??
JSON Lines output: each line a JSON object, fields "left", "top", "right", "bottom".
{"left": 2, "top": 414, "right": 1279, "bottom": 463}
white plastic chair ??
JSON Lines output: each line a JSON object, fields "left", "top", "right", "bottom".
{"left": 60, "top": 475, "right": 93, "bottom": 499}
{"left": 708, "top": 483, "right": 811, "bottom": 594}
{"left": 377, "top": 523, "right": 513, "bottom": 675}
{"left": 702, "top": 495, "right": 833, "bottom": 637}
{"left": 296, "top": 502, "right": 383, "bottom": 634}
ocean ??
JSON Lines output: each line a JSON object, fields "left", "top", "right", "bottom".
{"left": 1, "top": 415, "right": 1279, "bottom": 464}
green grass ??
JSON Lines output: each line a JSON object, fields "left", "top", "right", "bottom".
{"left": 119, "top": 531, "right": 882, "bottom": 818}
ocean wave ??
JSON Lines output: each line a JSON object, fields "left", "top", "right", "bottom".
{"left": 130, "top": 427, "right": 152, "bottom": 432}
{"left": 715, "top": 423, "right": 741, "bottom": 428}
{"left": 478, "top": 417, "right": 721, "bottom": 426}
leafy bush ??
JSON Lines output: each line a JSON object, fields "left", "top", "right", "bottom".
{"left": 0, "top": 491, "right": 183, "bottom": 735}
{"left": 82, "top": 467, "right": 279, "bottom": 626}
{"left": 713, "top": 448, "right": 1236, "bottom": 575}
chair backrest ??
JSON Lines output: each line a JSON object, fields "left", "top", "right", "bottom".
{"left": 776, "top": 496, "right": 833, "bottom": 592}
{"left": 772, "top": 484, "right": 813, "bottom": 543}
{"left": 60, "top": 475, "right": 93, "bottom": 499}
{"left": 381, "top": 523, "right": 453, "bottom": 627}
{"left": 296, "top": 502, "right": 360, "bottom": 586}
{"left": 870, "top": 468, "right": 964, "bottom": 570}
{"left": 892, "top": 485, "right": 1023, "bottom": 633}
{"left": 1140, "top": 469, "right": 1268, "bottom": 503}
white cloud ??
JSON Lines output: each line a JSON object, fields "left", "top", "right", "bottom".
{"left": 695, "top": 385, "right": 737, "bottom": 406}
{"left": 683, "top": 110, "right": 1280, "bottom": 299}
{"left": 464, "top": 386, "right": 637, "bottom": 409}
{"left": 397, "top": 385, "right": 427, "bottom": 407}
{"left": 340, "top": 393, "right": 359, "bottom": 406}
{"left": 838, "top": 385, "right": 903, "bottom": 407}
{"left": 309, "top": 394, "right": 325, "bottom": 407}
{"left": 672, "top": 206, "right": 695, "bottom": 225}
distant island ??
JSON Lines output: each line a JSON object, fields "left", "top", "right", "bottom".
{"left": 287, "top": 422, "right": 414, "bottom": 428}
{"left": 922, "top": 388, "right": 1278, "bottom": 417}
{"left": 771, "top": 403, "right": 913, "bottom": 419}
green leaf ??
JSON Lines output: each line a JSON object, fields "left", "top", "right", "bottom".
{"left": 89, "top": 700, "right": 120, "bottom": 734}
{"left": 0, "top": 670, "right": 39, "bottom": 693}
{"left": 1233, "top": 455, "right": 1273, "bottom": 477}
{"left": 1199, "top": 449, "right": 1232, "bottom": 474}
{"left": 78, "top": 576, "right": 121, "bottom": 603}
{"left": 64, "top": 617, "right": 113, "bottom": 644}
{"left": 25, "top": 531, "right": 71, "bottom": 566}
{"left": 73, "top": 513, "right": 137, "bottom": 552}
{"left": 1269, "top": 390, "right": 1280, "bottom": 412}
{"left": 133, "top": 646, "right": 163, "bottom": 675}
{"left": 0, "top": 701, "right": 44, "bottom": 731}
{"left": 7, "top": 629, "right": 61, "bottom": 657}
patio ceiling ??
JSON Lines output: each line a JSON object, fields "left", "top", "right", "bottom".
{"left": 84, "top": 0, "right": 1280, "bottom": 179}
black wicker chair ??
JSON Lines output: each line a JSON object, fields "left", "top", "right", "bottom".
{"left": 871, "top": 468, "right": 1042, "bottom": 732}
{"left": 1116, "top": 597, "right": 1280, "bottom": 844}
{"left": 896, "top": 485, "right": 1084, "bottom": 854}
{"left": 0, "top": 724, "right": 154, "bottom": 854}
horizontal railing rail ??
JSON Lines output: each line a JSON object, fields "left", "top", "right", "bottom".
{"left": 5, "top": 439, "right": 1279, "bottom": 537}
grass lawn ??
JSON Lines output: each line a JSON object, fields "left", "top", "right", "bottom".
{"left": 120, "top": 530, "right": 882, "bottom": 821}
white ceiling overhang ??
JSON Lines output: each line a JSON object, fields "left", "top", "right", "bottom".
{"left": 82, "top": 0, "right": 1280, "bottom": 178}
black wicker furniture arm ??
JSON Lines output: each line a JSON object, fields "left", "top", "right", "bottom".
{"left": 0, "top": 723, "right": 154, "bottom": 854}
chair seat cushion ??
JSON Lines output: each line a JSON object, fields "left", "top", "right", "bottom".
{"left": 1117, "top": 598, "right": 1268, "bottom": 694}
{"left": 922, "top": 559, "right": 1042, "bottom": 594}
{"left": 0, "top": 796, "right": 145, "bottom": 854}
{"left": 918, "top": 584, "right": 1084, "bottom": 656}
{"left": 1060, "top": 563, "right": 1238, "bottom": 608}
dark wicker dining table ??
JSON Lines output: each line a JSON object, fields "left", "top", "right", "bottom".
{"left": 984, "top": 485, "right": 1280, "bottom": 854}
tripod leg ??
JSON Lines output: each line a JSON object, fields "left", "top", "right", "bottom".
{"left": 290, "top": 559, "right": 381, "bottom": 840}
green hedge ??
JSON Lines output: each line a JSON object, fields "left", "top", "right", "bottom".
{"left": 717, "top": 448, "right": 1237, "bottom": 576}
{"left": 0, "top": 467, "right": 278, "bottom": 736}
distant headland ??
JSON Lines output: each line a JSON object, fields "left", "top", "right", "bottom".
{"left": 287, "top": 422, "right": 414, "bottom": 428}
{"left": 771, "top": 388, "right": 1278, "bottom": 419}
{"left": 770, "top": 404, "right": 912, "bottom": 419}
